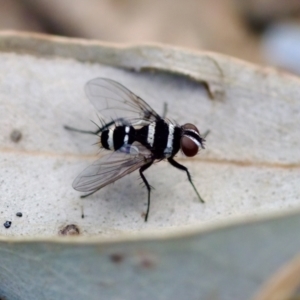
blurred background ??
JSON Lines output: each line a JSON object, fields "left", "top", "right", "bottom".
{"left": 1, "top": 0, "right": 300, "bottom": 75}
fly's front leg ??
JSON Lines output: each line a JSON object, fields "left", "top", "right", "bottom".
{"left": 168, "top": 157, "right": 205, "bottom": 203}
{"left": 201, "top": 130, "right": 210, "bottom": 139}
{"left": 139, "top": 161, "right": 154, "bottom": 222}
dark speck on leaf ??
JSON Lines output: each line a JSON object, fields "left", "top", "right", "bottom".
{"left": 10, "top": 129, "right": 22, "bottom": 143}
{"left": 110, "top": 254, "right": 124, "bottom": 264}
{"left": 4, "top": 221, "right": 12, "bottom": 229}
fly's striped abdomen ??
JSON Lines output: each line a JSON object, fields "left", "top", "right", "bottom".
{"left": 101, "top": 126, "right": 135, "bottom": 151}
{"left": 101, "top": 130, "right": 110, "bottom": 150}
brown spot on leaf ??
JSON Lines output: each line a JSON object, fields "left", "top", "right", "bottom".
{"left": 139, "top": 256, "right": 156, "bottom": 269}
{"left": 10, "top": 129, "right": 22, "bottom": 143}
{"left": 110, "top": 253, "right": 124, "bottom": 264}
{"left": 135, "top": 251, "right": 158, "bottom": 269}
{"left": 59, "top": 224, "right": 80, "bottom": 236}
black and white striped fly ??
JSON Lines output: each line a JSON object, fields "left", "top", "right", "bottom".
{"left": 65, "top": 78, "right": 206, "bottom": 221}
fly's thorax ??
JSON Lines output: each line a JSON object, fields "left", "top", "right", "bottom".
{"left": 139, "top": 119, "right": 168, "bottom": 158}
{"left": 168, "top": 125, "right": 182, "bottom": 157}
{"left": 135, "top": 119, "right": 182, "bottom": 159}
{"left": 163, "top": 123, "right": 182, "bottom": 158}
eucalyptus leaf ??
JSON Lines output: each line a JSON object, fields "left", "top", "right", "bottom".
{"left": 0, "top": 31, "right": 300, "bottom": 300}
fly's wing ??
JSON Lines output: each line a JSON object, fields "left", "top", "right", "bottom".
{"left": 73, "top": 144, "right": 153, "bottom": 194}
{"left": 85, "top": 78, "right": 161, "bottom": 125}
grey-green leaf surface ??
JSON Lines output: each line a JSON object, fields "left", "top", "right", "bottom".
{"left": 0, "top": 31, "right": 300, "bottom": 300}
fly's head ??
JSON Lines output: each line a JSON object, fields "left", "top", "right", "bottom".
{"left": 180, "top": 123, "right": 205, "bottom": 157}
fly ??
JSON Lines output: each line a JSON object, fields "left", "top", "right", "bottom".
{"left": 65, "top": 78, "right": 206, "bottom": 221}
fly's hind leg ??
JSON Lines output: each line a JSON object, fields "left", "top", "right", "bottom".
{"left": 168, "top": 157, "right": 205, "bottom": 203}
{"left": 64, "top": 125, "right": 101, "bottom": 135}
{"left": 139, "top": 161, "right": 154, "bottom": 222}
{"left": 64, "top": 118, "right": 128, "bottom": 136}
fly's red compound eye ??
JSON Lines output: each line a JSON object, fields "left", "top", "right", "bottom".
{"left": 181, "top": 136, "right": 199, "bottom": 157}
{"left": 181, "top": 123, "right": 202, "bottom": 157}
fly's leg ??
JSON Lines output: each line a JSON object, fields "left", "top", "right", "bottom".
{"left": 81, "top": 161, "right": 154, "bottom": 221}
{"left": 64, "top": 125, "right": 101, "bottom": 135}
{"left": 168, "top": 157, "right": 205, "bottom": 203}
{"left": 80, "top": 190, "right": 99, "bottom": 198}
{"left": 202, "top": 130, "right": 210, "bottom": 139}
{"left": 162, "top": 102, "right": 168, "bottom": 119}
{"left": 139, "top": 161, "right": 154, "bottom": 222}
{"left": 64, "top": 118, "right": 128, "bottom": 135}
